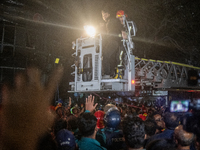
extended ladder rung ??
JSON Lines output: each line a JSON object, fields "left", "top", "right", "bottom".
{"left": 71, "top": 72, "right": 75, "bottom": 75}
{"left": 101, "top": 79, "right": 128, "bottom": 83}
{"left": 71, "top": 64, "right": 75, "bottom": 68}
{"left": 72, "top": 52, "right": 76, "bottom": 57}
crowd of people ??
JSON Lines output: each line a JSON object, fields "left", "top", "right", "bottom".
{"left": 1, "top": 66, "right": 200, "bottom": 150}
{"left": 51, "top": 97, "right": 200, "bottom": 150}
{"left": 1, "top": 6, "right": 200, "bottom": 150}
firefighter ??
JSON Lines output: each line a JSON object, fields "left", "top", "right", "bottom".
{"left": 116, "top": 10, "right": 128, "bottom": 40}
{"left": 112, "top": 10, "right": 129, "bottom": 79}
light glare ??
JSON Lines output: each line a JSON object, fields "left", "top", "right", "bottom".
{"left": 131, "top": 80, "right": 135, "bottom": 84}
{"left": 84, "top": 26, "right": 96, "bottom": 37}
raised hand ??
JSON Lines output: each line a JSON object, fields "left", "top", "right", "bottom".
{"left": 68, "top": 97, "right": 72, "bottom": 107}
{"left": 85, "top": 95, "right": 98, "bottom": 112}
{"left": 1, "top": 66, "right": 63, "bottom": 150}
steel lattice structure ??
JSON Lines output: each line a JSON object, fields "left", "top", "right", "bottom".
{"left": 135, "top": 57, "right": 200, "bottom": 90}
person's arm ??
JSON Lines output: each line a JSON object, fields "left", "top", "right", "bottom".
{"left": 77, "top": 108, "right": 85, "bottom": 116}
{"left": 65, "top": 97, "right": 72, "bottom": 110}
{"left": 1, "top": 67, "right": 63, "bottom": 150}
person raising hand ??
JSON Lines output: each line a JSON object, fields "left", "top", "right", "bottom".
{"left": 0, "top": 66, "right": 63, "bottom": 150}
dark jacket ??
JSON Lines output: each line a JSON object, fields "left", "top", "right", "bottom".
{"left": 146, "top": 129, "right": 195, "bottom": 150}
{"left": 146, "top": 129, "right": 174, "bottom": 146}
{"left": 105, "top": 17, "right": 123, "bottom": 43}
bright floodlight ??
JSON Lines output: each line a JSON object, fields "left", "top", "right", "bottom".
{"left": 84, "top": 26, "right": 96, "bottom": 37}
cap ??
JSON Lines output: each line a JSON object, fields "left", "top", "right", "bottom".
{"left": 56, "top": 129, "right": 76, "bottom": 150}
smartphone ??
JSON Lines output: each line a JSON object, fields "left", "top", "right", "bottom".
{"left": 170, "top": 100, "right": 190, "bottom": 113}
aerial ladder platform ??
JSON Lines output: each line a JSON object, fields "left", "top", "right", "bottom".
{"left": 69, "top": 16, "right": 200, "bottom": 96}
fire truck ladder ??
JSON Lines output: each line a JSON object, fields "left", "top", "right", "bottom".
{"left": 135, "top": 57, "right": 200, "bottom": 90}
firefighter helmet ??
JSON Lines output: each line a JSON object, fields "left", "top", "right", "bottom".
{"left": 116, "top": 10, "right": 127, "bottom": 18}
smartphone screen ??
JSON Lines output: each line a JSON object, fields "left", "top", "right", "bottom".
{"left": 170, "top": 100, "right": 190, "bottom": 112}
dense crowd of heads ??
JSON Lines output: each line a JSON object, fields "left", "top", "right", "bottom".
{"left": 123, "top": 116, "right": 145, "bottom": 149}
{"left": 44, "top": 97, "right": 200, "bottom": 150}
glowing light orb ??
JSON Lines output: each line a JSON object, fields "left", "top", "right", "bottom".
{"left": 131, "top": 80, "right": 135, "bottom": 84}
{"left": 84, "top": 26, "right": 96, "bottom": 37}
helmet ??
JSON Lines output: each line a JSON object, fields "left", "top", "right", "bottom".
{"left": 116, "top": 10, "right": 127, "bottom": 18}
{"left": 94, "top": 110, "right": 105, "bottom": 129}
{"left": 139, "top": 113, "right": 147, "bottom": 121}
{"left": 104, "top": 104, "right": 118, "bottom": 114}
{"left": 104, "top": 108, "right": 121, "bottom": 129}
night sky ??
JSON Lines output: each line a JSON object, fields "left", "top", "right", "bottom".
{"left": 1, "top": 0, "right": 200, "bottom": 99}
